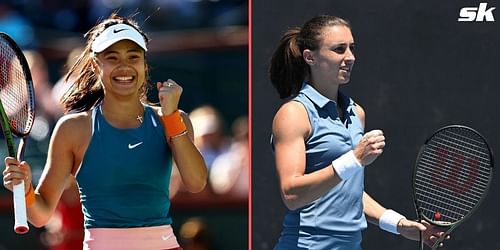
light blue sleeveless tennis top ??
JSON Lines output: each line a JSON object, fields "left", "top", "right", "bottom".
{"left": 76, "top": 105, "right": 173, "bottom": 229}
{"left": 274, "top": 83, "right": 367, "bottom": 250}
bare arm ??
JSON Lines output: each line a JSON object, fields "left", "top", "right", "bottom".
{"left": 363, "top": 191, "right": 450, "bottom": 246}
{"left": 274, "top": 101, "right": 384, "bottom": 210}
{"left": 363, "top": 192, "right": 387, "bottom": 226}
{"left": 31, "top": 114, "right": 88, "bottom": 227}
{"left": 359, "top": 104, "right": 449, "bottom": 246}
{"left": 3, "top": 114, "right": 86, "bottom": 227}
{"left": 156, "top": 79, "right": 207, "bottom": 193}
{"left": 273, "top": 101, "right": 342, "bottom": 210}
{"left": 170, "top": 111, "right": 207, "bottom": 193}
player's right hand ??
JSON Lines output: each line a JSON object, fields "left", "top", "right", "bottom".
{"left": 3, "top": 157, "right": 32, "bottom": 192}
{"left": 353, "top": 129, "right": 385, "bottom": 166}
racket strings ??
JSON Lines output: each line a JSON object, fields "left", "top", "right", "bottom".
{"left": 415, "top": 175, "right": 480, "bottom": 208}
{"left": 414, "top": 127, "right": 492, "bottom": 225}
{"left": 426, "top": 130, "right": 492, "bottom": 186}
{"left": 415, "top": 165, "right": 487, "bottom": 206}
{"left": 418, "top": 154, "right": 491, "bottom": 194}
{"left": 430, "top": 131, "right": 492, "bottom": 163}
{"left": 0, "top": 39, "right": 34, "bottom": 136}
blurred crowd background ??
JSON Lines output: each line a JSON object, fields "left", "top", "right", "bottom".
{"left": 0, "top": 0, "right": 248, "bottom": 249}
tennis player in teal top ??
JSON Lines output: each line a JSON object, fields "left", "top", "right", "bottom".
{"left": 3, "top": 14, "right": 207, "bottom": 249}
{"left": 269, "top": 15, "right": 449, "bottom": 249}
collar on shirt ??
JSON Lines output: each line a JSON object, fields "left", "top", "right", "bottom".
{"left": 299, "top": 82, "right": 354, "bottom": 109}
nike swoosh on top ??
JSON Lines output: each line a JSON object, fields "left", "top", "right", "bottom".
{"left": 113, "top": 28, "right": 128, "bottom": 33}
{"left": 128, "top": 142, "right": 143, "bottom": 149}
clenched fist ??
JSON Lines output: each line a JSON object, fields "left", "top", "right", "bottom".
{"left": 156, "top": 79, "right": 183, "bottom": 116}
{"left": 353, "top": 129, "right": 385, "bottom": 166}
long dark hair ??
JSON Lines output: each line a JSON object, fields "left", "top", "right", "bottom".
{"left": 269, "top": 15, "right": 351, "bottom": 99}
{"left": 60, "top": 13, "right": 151, "bottom": 113}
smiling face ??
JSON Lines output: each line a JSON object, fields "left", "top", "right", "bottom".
{"left": 305, "top": 25, "right": 355, "bottom": 87}
{"left": 94, "top": 40, "right": 146, "bottom": 100}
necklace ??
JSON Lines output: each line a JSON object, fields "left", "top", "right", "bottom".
{"left": 136, "top": 115, "right": 144, "bottom": 124}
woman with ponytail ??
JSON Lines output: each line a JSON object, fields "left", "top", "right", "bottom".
{"left": 269, "top": 15, "right": 447, "bottom": 249}
{"left": 3, "top": 13, "right": 207, "bottom": 249}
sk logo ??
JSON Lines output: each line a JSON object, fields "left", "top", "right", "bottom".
{"left": 458, "top": 3, "right": 496, "bottom": 22}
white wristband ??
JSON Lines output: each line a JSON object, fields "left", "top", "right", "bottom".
{"left": 331, "top": 150, "right": 363, "bottom": 180}
{"left": 379, "top": 209, "right": 406, "bottom": 235}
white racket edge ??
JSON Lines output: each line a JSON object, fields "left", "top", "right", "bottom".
{"left": 13, "top": 181, "right": 29, "bottom": 234}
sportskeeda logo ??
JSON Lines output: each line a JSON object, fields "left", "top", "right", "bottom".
{"left": 458, "top": 3, "right": 496, "bottom": 22}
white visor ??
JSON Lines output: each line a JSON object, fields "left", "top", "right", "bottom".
{"left": 91, "top": 23, "right": 147, "bottom": 53}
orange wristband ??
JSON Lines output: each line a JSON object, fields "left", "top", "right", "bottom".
{"left": 161, "top": 110, "right": 187, "bottom": 137}
{"left": 25, "top": 183, "right": 35, "bottom": 207}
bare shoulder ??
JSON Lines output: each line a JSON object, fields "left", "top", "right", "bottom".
{"left": 273, "top": 100, "right": 310, "bottom": 139}
{"left": 48, "top": 111, "right": 92, "bottom": 176}
{"left": 56, "top": 112, "right": 91, "bottom": 130}
{"left": 274, "top": 100, "right": 309, "bottom": 124}
{"left": 53, "top": 111, "right": 91, "bottom": 140}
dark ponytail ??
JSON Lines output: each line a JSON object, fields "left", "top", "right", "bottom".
{"left": 60, "top": 45, "right": 103, "bottom": 113}
{"left": 269, "top": 27, "right": 307, "bottom": 99}
{"left": 269, "top": 15, "right": 352, "bottom": 99}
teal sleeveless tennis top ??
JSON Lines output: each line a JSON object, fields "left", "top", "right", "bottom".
{"left": 76, "top": 105, "right": 173, "bottom": 229}
{"left": 274, "top": 83, "right": 367, "bottom": 250}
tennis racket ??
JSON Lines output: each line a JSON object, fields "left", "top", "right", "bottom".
{"left": 412, "top": 125, "right": 493, "bottom": 249}
{"left": 0, "top": 32, "right": 36, "bottom": 234}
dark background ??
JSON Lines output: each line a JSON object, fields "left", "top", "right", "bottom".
{"left": 252, "top": 0, "right": 500, "bottom": 249}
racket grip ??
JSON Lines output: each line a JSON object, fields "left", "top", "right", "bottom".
{"left": 13, "top": 181, "right": 29, "bottom": 234}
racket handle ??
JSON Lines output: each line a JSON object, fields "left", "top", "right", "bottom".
{"left": 13, "top": 181, "right": 29, "bottom": 234}
{"left": 419, "top": 219, "right": 424, "bottom": 250}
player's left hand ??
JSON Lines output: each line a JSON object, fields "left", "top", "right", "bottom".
{"left": 157, "top": 79, "right": 183, "bottom": 116}
{"left": 398, "top": 218, "right": 450, "bottom": 248}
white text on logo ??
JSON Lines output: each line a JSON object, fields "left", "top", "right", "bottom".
{"left": 458, "top": 3, "right": 496, "bottom": 22}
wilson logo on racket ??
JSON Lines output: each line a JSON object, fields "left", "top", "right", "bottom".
{"left": 432, "top": 147, "right": 480, "bottom": 195}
